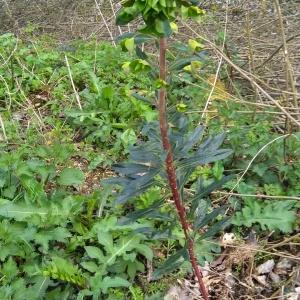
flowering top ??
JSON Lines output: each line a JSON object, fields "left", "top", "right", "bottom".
{"left": 117, "top": 0, "right": 205, "bottom": 36}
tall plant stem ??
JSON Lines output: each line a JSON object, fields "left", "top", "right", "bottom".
{"left": 158, "top": 37, "right": 209, "bottom": 300}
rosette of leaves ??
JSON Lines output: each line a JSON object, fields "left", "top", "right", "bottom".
{"left": 116, "top": 0, "right": 205, "bottom": 36}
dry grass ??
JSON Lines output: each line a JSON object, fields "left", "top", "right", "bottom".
{"left": 3, "top": 0, "right": 298, "bottom": 124}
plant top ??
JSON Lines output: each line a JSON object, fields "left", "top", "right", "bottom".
{"left": 116, "top": 0, "right": 205, "bottom": 36}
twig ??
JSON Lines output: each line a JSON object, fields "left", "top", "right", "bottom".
{"left": 254, "top": 33, "right": 300, "bottom": 71}
{"left": 182, "top": 23, "right": 300, "bottom": 127}
{"left": 273, "top": 0, "right": 298, "bottom": 114}
{"left": 94, "top": 0, "right": 116, "bottom": 47}
{"left": 108, "top": 0, "right": 122, "bottom": 35}
{"left": 201, "top": 0, "right": 229, "bottom": 122}
{"left": 212, "top": 191, "right": 300, "bottom": 201}
{"left": 230, "top": 134, "right": 290, "bottom": 192}
{"left": 64, "top": 55, "right": 82, "bottom": 110}
{"left": 0, "top": 113, "right": 8, "bottom": 142}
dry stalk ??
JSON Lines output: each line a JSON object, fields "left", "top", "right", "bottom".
{"left": 64, "top": 54, "right": 82, "bottom": 111}
{"left": 273, "top": 0, "right": 298, "bottom": 113}
{"left": 0, "top": 113, "right": 8, "bottom": 142}
{"left": 201, "top": 0, "right": 229, "bottom": 122}
{"left": 94, "top": 0, "right": 116, "bottom": 47}
{"left": 183, "top": 22, "right": 300, "bottom": 127}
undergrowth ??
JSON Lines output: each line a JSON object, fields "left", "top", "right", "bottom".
{"left": 0, "top": 29, "right": 299, "bottom": 299}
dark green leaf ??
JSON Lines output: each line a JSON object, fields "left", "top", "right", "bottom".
{"left": 178, "top": 149, "right": 232, "bottom": 170}
{"left": 118, "top": 198, "right": 171, "bottom": 224}
{"left": 169, "top": 56, "right": 203, "bottom": 71}
{"left": 200, "top": 217, "right": 231, "bottom": 239}
{"left": 191, "top": 175, "right": 234, "bottom": 213}
{"left": 193, "top": 199, "right": 209, "bottom": 229}
{"left": 194, "top": 206, "right": 227, "bottom": 230}
{"left": 152, "top": 248, "right": 188, "bottom": 280}
{"left": 116, "top": 7, "right": 139, "bottom": 25}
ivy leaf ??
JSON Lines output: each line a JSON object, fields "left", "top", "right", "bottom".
{"left": 169, "top": 55, "right": 204, "bottom": 71}
{"left": 58, "top": 168, "right": 85, "bottom": 186}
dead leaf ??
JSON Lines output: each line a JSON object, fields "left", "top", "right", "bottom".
{"left": 256, "top": 259, "right": 275, "bottom": 274}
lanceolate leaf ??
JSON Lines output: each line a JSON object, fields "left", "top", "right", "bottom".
{"left": 0, "top": 200, "right": 48, "bottom": 221}
{"left": 195, "top": 175, "right": 234, "bottom": 200}
{"left": 177, "top": 148, "right": 232, "bottom": 171}
{"left": 193, "top": 199, "right": 209, "bottom": 228}
{"left": 113, "top": 169, "right": 161, "bottom": 205}
{"left": 169, "top": 56, "right": 204, "bottom": 71}
{"left": 113, "top": 163, "right": 157, "bottom": 176}
{"left": 118, "top": 198, "right": 171, "bottom": 224}
{"left": 190, "top": 175, "right": 234, "bottom": 213}
{"left": 194, "top": 206, "right": 227, "bottom": 230}
{"left": 152, "top": 248, "right": 189, "bottom": 280}
{"left": 196, "top": 133, "right": 227, "bottom": 153}
{"left": 200, "top": 217, "right": 231, "bottom": 239}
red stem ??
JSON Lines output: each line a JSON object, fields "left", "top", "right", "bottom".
{"left": 158, "top": 37, "right": 209, "bottom": 300}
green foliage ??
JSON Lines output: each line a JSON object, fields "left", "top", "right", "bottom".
{"left": 117, "top": 0, "right": 205, "bottom": 36}
{"left": 0, "top": 147, "right": 153, "bottom": 298}
{"left": 0, "top": 33, "right": 154, "bottom": 160}
{"left": 232, "top": 199, "right": 297, "bottom": 233}
{"left": 57, "top": 168, "right": 85, "bottom": 186}
{"left": 42, "top": 257, "right": 86, "bottom": 287}
{"left": 0, "top": 10, "right": 299, "bottom": 298}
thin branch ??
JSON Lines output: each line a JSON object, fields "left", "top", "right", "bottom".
{"left": 183, "top": 22, "right": 300, "bottom": 127}
{"left": 94, "top": 0, "right": 116, "bottom": 47}
{"left": 64, "top": 55, "right": 82, "bottom": 111}
{"left": 231, "top": 134, "right": 290, "bottom": 192}
{"left": 273, "top": 0, "right": 298, "bottom": 112}
{"left": 201, "top": 0, "right": 229, "bottom": 121}
{"left": 0, "top": 113, "right": 8, "bottom": 142}
{"left": 108, "top": 0, "right": 122, "bottom": 35}
{"left": 212, "top": 191, "right": 300, "bottom": 201}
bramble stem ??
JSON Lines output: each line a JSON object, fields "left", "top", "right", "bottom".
{"left": 158, "top": 37, "right": 209, "bottom": 300}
